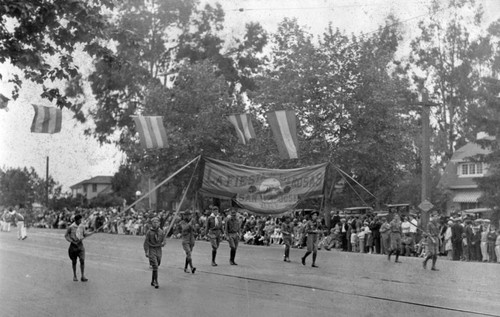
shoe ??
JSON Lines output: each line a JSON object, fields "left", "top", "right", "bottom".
{"left": 81, "top": 277, "right": 88, "bottom": 282}
{"left": 73, "top": 277, "right": 78, "bottom": 282}
{"left": 395, "top": 260, "right": 402, "bottom": 263}
{"left": 211, "top": 262, "right": 218, "bottom": 267}
{"left": 22, "top": 236, "right": 27, "bottom": 240}
{"left": 301, "top": 257, "right": 305, "bottom": 266}
{"left": 151, "top": 282, "right": 154, "bottom": 286}
{"left": 311, "top": 264, "right": 318, "bottom": 268}
{"left": 431, "top": 267, "right": 439, "bottom": 271}
{"left": 285, "top": 258, "right": 291, "bottom": 262}
{"left": 184, "top": 268, "right": 189, "bottom": 273}
{"left": 230, "top": 261, "right": 238, "bottom": 265}
{"left": 153, "top": 281, "right": 159, "bottom": 289}
{"left": 191, "top": 267, "right": 196, "bottom": 274}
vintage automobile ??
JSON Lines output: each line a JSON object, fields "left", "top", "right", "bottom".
{"left": 340, "top": 206, "right": 374, "bottom": 218}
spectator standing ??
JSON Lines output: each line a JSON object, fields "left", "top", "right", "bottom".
{"left": 451, "top": 218, "right": 464, "bottom": 261}
{"left": 487, "top": 225, "right": 497, "bottom": 263}
{"left": 480, "top": 223, "right": 489, "bottom": 262}
{"left": 379, "top": 217, "right": 390, "bottom": 255}
{"left": 495, "top": 229, "right": 500, "bottom": 263}
{"left": 12, "top": 206, "right": 27, "bottom": 240}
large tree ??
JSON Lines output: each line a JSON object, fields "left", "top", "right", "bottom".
{"left": 248, "top": 17, "right": 416, "bottom": 208}
{"left": 0, "top": 0, "right": 113, "bottom": 112}
{"left": 0, "top": 167, "right": 59, "bottom": 207}
{"left": 409, "top": 0, "right": 490, "bottom": 162}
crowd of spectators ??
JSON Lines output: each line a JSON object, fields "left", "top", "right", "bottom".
{"left": 2, "top": 205, "right": 499, "bottom": 263}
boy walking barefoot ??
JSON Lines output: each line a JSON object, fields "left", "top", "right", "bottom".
{"left": 65, "top": 214, "right": 94, "bottom": 282}
{"left": 144, "top": 217, "right": 166, "bottom": 288}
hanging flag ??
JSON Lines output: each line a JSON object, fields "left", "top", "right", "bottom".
{"left": 0, "top": 94, "right": 9, "bottom": 111}
{"left": 132, "top": 116, "right": 168, "bottom": 149}
{"left": 227, "top": 113, "right": 256, "bottom": 145}
{"left": 31, "top": 105, "right": 62, "bottom": 133}
{"left": 267, "top": 110, "right": 299, "bottom": 159}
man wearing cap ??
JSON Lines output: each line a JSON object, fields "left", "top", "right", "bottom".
{"left": 143, "top": 217, "right": 166, "bottom": 288}
{"left": 281, "top": 215, "right": 294, "bottom": 262}
{"left": 178, "top": 210, "right": 197, "bottom": 273}
{"left": 205, "top": 206, "right": 223, "bottom": 266}
{"left": 224, "top": 208, "right": 241, "bottom": 265}
{"left": 12, "top": 205, "right": 27, "bottom": 240}
{"left": 301, "top": 211, "right": 322, "bottom": 268}
{"left": 423, "top": 213, "right": 440, "bottom": 270}
{"left": 387, "top": 214, "right": 402, "bottom": 263}
{"left": 65, "top": 214, "right": 94, "bottom": 282}
{"left": 451, "top": 217, "right": 464, "bottom": 261}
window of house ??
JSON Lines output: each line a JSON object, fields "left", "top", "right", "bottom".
{"left": 459, "top": 163, "right": 483, "bottom": 177}
{"left": 83, "top": 185, "right": 87, "bottom": 193}
{"left": 92, "top": 184, "right": 97, "bottom": 192}
{"left": 460, "top": 202, "right": 480, "bottom": 210}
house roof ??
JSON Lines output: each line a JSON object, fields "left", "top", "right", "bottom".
{"left": 70, "top": 176, "right": 113, "bottom": 189}
{"left": 449, "top": 142, "right": 491, "bottom": 162}
{"left": 438, "top": 141, "right": 491, "bottom": 189}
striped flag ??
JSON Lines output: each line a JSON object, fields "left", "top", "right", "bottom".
{"left": 0, "top": 93, "right": 9, "bottom": 111}
{"left": 31, "top": 105, "right": 62, "bottom": 133}
{"left": 227, "top": 113, "right": 256, "bottom": 145}
{"left": 267, "top": 110, "right": 299, "bottom": 159}
{"left": 132, "top": 116, "right": 168, "bottom": 149}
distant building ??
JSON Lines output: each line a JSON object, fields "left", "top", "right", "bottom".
{"left": 70, "top": 176, "right": 113, "bottom": 200}
{"left": 438, "top": 133, "right": 493, "bottom": 214}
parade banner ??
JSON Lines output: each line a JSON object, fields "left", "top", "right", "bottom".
{"left": 200, "top": 157, "right": 327, "bottom": 215}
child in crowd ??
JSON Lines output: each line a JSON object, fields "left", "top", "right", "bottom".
{"left": 462, "top": 232, "right": 469, "bottom": 261}
{"left": 357, "top": 226, "right": 366, "bottom": 253}
{"left": 351, "top": 229, "right": 359, "bottom": 252}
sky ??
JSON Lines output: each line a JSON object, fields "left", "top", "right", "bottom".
{"left": 1, "top": 0, "right": 499, "bottom": 192}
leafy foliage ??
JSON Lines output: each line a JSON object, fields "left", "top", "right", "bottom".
{"left": 0, "top": 0, "right": 113, "bottom": 114}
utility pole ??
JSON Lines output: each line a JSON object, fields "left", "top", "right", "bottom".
{"left": 418, "top": 89, "right": 434, "bottom": 231}
{"left": 46, "top": 156, "right": 49, "bottom": 209}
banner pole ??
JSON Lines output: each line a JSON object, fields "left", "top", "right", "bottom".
{"left": 122, "top": 155, "right": 201, "bottom": 214}
{"left": 164, "top": 157, "right": 201, "bottom": 237}
{"left": 92, "top": 155, "right": 201, "bottom": 233}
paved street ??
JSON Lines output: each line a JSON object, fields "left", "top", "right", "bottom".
{"left": 0, "top": 228, "right": 499, "bottom": 317}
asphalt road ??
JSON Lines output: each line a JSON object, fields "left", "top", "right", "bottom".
{"left": 1, "top": 228, "right": 499, "bottom": 317}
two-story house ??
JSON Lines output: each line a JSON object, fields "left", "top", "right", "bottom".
{"left": 438, "top": 133, "right": 493, "bottom": 214}
{"left": 70, "top": 176, "right": 113, "bottom": 200}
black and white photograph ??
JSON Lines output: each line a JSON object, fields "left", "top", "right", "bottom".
{"left": 1, "top": 0, "right": 500, "bottom": 316}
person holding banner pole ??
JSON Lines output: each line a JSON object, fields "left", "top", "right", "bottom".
{"left": 225, "top": 208, "right": 241, "bottom": 265}
{"left": 301, "top": 211, "right": 322, "bottom": 268}
{"left": 281, "top": 215, "right": 294, "bottom": 262}
{"left": 205, "top": 206, "right": 223, "bottom": 266}
{"left": 178, "top": 210, "right": 197, "bottom": 274}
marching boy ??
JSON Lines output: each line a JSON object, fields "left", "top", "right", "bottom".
{"left": 144, "top": 217, "right": 166, "bottom": 289}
